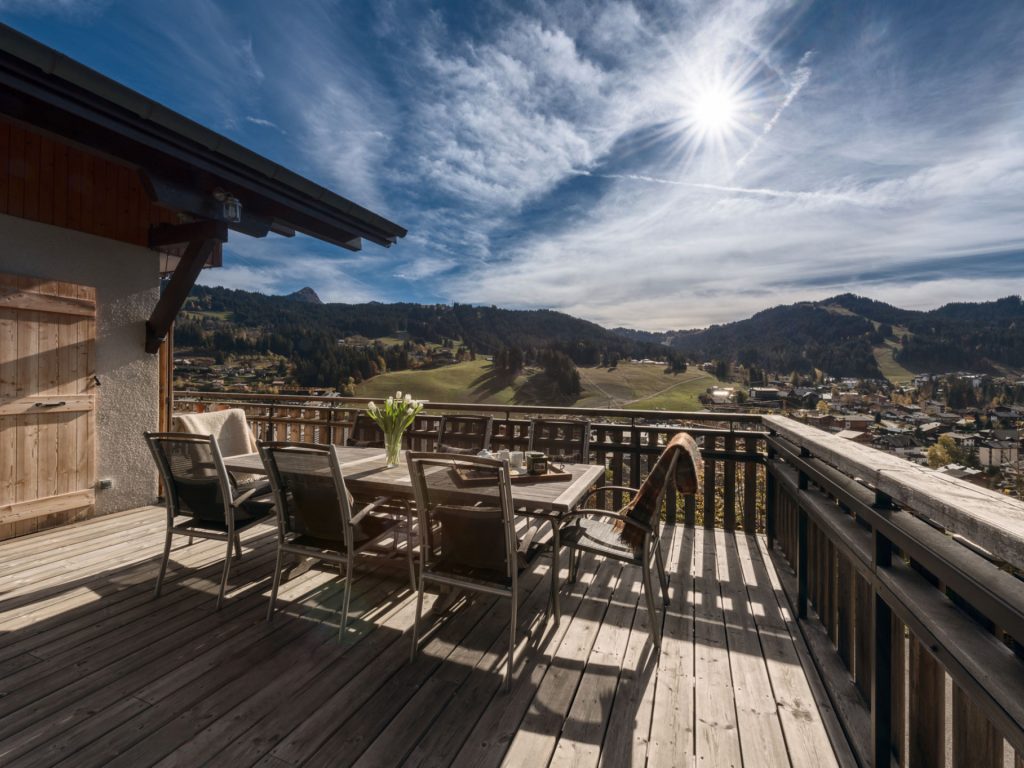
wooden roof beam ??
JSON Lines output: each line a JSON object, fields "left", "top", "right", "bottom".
{"left": 145, "top": 231, "right": 225, "bottom": 354}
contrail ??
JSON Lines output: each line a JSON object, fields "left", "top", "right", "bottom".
{"left": 569, "top": 169, "right": 860, "bottom": 204}
{"left": 736, "top": 50, "right": 814, "bottom": 169}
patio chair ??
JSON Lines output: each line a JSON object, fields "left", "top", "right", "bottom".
{"left": 346, "top": 412, "right": 385, "bottom": 448}
{"left": 528, "top": 418, "right": 591, "bottom": 464}
{"left": 172, "top": 407, "right": 266, "bottom": 485}
{"left": 558, "top": 432, "right": 701, "bottom": 649}
{"left": 145, "top": 432, "right": 274, "bottom": 609}
{"left": 436, "top": 414, "right": 493, "bottom": 454}
{"left": 406, "top": 452, "right": 553, "bottom": 690}
{"left": 259, "top": 442, "right": 415, "bottom": 637}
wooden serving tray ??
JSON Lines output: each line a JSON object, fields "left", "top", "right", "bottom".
{"left": 449, "top": 465, "right": 573, "bottom": 486}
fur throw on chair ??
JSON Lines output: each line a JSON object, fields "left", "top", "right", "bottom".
{"left": 616, "top": 432, "right": 702, "bottom": 553}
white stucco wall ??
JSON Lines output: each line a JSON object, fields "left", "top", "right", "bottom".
{"left": 0, "top": 213, "right": 160, "bottom": 514}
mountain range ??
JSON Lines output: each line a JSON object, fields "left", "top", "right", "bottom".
{"left": 626, "top": 293, "right": 1024, "bottom": 378}
{"left": 183, "top": 286, "right": 1024, "bottom": 381}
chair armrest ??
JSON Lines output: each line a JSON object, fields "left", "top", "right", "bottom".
{"left": 559, "top": 508, "right": 654, "bottom": 535}
{"left": 232, "top": 486, "right": 265, "bottom": 507}
{"left": 350, "top": 496, "right": 394, "bottom": 527}
{"left": 576, "top": 485, "right": 640, "bottom": 506}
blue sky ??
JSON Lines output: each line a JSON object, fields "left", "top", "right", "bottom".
{"left": 5, "top": 0, "right": 1023, "bottom": 329}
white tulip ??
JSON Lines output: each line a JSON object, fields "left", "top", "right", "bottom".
{"left": 396, "top": 390, "right": 403, "bottom": 399}
{"left": 404, "top": 393, "right": 412, "bottom": 403}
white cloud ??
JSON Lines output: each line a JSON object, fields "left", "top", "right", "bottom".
{"left": 409, "top": 16, "right": 611, "bottom": 212}
{"left": 244, "top": 115, "right": 282, "bottom": 131}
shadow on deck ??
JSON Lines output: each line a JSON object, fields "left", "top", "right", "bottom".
{"left": 0, "top": 507, "right": 854, "bottom": 767}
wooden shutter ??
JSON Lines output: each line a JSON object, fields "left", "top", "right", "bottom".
{"left": 0, "top": 272, "right": 96, "bottom": 539}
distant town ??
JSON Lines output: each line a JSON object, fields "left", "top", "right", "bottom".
{"left": 699, "top": 366, "right": 1024, "bottom": 498}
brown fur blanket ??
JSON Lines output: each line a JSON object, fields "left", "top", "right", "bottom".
{"left": 616, "top": 432, "right": 702, "bottom": 553}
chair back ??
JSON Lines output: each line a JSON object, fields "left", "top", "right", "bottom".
{"left": 621, "top": 444, "right": 683, "bottom": 545}
{"left": 436, "top": 415, "right": 493, "bottom": 454}
{"left": 258, "top": 442, "right": 353, "bottom": 544}
{"left": 406, "top": 452, "right": 516, "bottom": 585}
{"left": 528, "top": 419, "right": 591, "bottom": 464}
{"left": 347, "top": 412, "right": 385, "bottom": 448}
{"left": 171, "top": 408, "right": 257, "bottom": 456}
{"left": 145, "top": 432, "right": 233, "bottom": 524}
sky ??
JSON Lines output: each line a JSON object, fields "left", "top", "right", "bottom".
{"left": 4, "top": 0, "right": 1023, "bottom": 330}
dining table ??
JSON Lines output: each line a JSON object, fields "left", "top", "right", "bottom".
{"left": 222, "top": 445, "right": 606, "bottom": 517}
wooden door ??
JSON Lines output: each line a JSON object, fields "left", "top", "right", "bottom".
{"left": 0, "top": 272, "right": 96, "bottom": 539}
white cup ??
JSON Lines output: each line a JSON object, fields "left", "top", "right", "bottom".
{"left": 509, "top": 451, "right": 525, "bottom": 469}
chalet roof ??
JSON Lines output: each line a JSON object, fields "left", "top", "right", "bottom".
{"left": 0, "top": 24, "right": 406, "bottom": 251}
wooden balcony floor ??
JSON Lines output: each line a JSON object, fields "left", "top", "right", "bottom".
{"left": 0, "top": 507, "right": 852, "bottom": 767}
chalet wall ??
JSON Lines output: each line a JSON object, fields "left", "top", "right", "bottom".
{"left": 0, "top": 213, "right": 159, "bottom": 515}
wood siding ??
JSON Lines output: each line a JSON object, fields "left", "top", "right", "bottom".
{"left": 0, "top": 116, "right": 178, "bottom": 247}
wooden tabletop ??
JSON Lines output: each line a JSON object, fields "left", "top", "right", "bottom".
{"left": 222, "top": 446, "right": 385, "bottom": 475}
{"left": 223, "top": 447, "right": 605, "bottom": 516}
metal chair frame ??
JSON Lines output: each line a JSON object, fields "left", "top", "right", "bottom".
{"left": 559, "top": 452, "right": 678, "bottom": 649}
{"left": 406, "top": 451, "right": 551, "bottom": 690}
{"left": 145, "top": 432, "right": 270, "bottom": 609}
{"left": 259, "top": 441, "right": 415, "bottom": 638}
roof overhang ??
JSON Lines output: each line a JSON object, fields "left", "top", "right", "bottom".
{"left": 0, "top": 24, "right": 407, "bottom": 251}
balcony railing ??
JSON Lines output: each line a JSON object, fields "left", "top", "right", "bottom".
{"left": 174, "top": 390, "right": 1024, "bottom": 767}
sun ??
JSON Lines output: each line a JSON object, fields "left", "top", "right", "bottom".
{"left": 684, "top": 83, "right": 743, "bottom": 142}
{"left": 692, "top": 87, "right": 739, "bottom": 134}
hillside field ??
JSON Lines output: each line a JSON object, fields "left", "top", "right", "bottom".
{"left": 873, "top": 340, "right": 916, "bottom": 385}
{"left": 356, "top": 360, "right": 731, "bottom": 411}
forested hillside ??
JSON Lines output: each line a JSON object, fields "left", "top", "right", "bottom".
{"left": 618, "top": 293, "right": 1024, "bottom": 378}
{"left": 177, "top": 285, "right": 680, "bottom": 392}
{"left": 178, "top": 285, "right": 1024, "bottom": 391}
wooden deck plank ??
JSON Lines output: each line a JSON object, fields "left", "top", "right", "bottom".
{"left": 447, "top": 554, "right": 612, "bottom": 768}
{"left": 646, "top": 523, "right": 696, "bottom": 768}
{"left": 548, "top": 564, "right": 641, "bottom": 768}
{"left": 716, "top": 531, "right": 790, "bottom": 767}
{"left": 351, "top": 563, "right": 553, "bottom": 768}
{"left": 0, "top": 514, "right": 849, "bottom": 768}
{"left": 55, "top": 564, "right": 404, "bottom": 768}
{"left": 0, "top": 547, "right": 289, "bottom": 763}
{"left": 594, "top": 528, "right": 671, "bottom": 768}
{"left": 694, "top": 527, "right": 743, "bottom": 767}
{"left": 747, "top": 535, "right": 850, "bottom": 768}
{"left": 15, "top": 562, "right": 357, "bottom": 768}
{"left": 0, "top": 528, "right": 273, "bottom": 659}
{"left": 498, "top": 558, "right": 622, "bottom": 768}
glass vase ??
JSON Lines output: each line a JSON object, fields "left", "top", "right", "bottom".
{"left": 384, "top": 430, "right": 403, "bottom": 468}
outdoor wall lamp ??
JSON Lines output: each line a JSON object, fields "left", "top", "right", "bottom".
{"left": 213, "top": 188, "right": 243, "bottom": 223}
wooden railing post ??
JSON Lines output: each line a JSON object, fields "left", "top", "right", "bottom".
{"left": 629, "top": 417, "right": 641, "bottom": 489}
{"left": 797, "top": 447, "right": 810, "bottom": 620}
{"left": 873, "top": 529, "right": 893, "bottom": 767}
{"left": 723, "top": 428, "right": 736, "bottom": 532}
{"left": 766, "top": 442, "right": 777, "bottom": 549}
{"left": 742, "top": 435, "right": 757, "bottom": 534}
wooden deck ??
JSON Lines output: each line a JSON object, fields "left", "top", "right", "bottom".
{"left": 0, "top": 507, "right": 852, "bottom": 767}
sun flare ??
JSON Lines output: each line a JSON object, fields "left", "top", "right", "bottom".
{"left": 681, "top": 80, "right": 747, "bottom": 147}
{"left": 691, "top": 87, "right": 739, "bottom": 134}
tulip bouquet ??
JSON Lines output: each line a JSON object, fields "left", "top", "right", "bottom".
{"left": 366, "top": 391, "right": 423, "bottom": 466}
